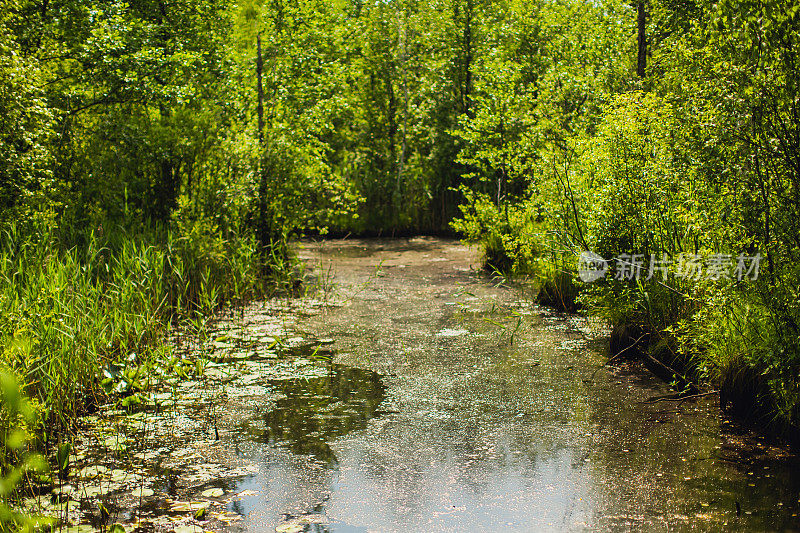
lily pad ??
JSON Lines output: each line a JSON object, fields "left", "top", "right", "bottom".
{"left": 78, "top": 465, "right": 108, "bottom": 479}
{"left": 211, "top": 511, "right": 242, "bottom": 524}
{"left": 81, "top": 485, "right": 104, "bottom": 498}
{"left": 275, "top": 523, "right": 304, "bottom": 533}
{"left": 52, "top": 484, "right": 75, "bottom": 496}
{"left": 131, "top": 487, "right": 154, "bottom": 498}
{"left": 173, "top": 526, "right": 203, "bottom": 533}
{"left": 201, "top": 487, "right": 224, "bottom": 498}
{"left": 110, "top": 469, "right": 129, "bottom": 483}
{"left": 65, "top": 525, "right": 96, "bottom": 533}
{"left": 169, "top": 500, "right": 211, "bottom": 513}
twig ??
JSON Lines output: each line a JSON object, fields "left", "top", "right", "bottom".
{"left": 641, "top": 390, "right": 718, "bottom": 404}
{"left": 588, "top": 333, "right": 648, "bottom": 380}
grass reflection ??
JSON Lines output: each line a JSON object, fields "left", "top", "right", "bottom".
{"left": 243, "top": 364, "right": 386, "bottom": 463}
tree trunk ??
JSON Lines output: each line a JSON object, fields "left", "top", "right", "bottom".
{"left": 637, "top": 1, "right": 647, "bottom": 78}
{"left": 464, "top": 0, "right": 474, "bottom": 117}
{"left": 256, "top": 33, "right": 265, "bottom": 144}
{"left": 397, "top": 11, "right": 409, "bottom": 198}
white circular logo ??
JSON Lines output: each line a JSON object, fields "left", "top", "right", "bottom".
{"left": 578, "top": 251, "right": 608, "bottom": 283}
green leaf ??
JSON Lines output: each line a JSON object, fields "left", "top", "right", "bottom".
{"left": 5, "top": 429, "right": 27, "bottom": 450}
{"left": 57, "top": 442, "right": 72, "bottom": 474}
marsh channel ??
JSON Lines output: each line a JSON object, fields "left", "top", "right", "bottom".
{"left": 52, "top": 238, "right": 800, "bottom": 532}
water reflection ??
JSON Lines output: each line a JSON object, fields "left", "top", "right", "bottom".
{"left": 227, "top": 239, "right": 800, "bottom": 532}
{"left": 236, "top": 364, "right": 385, "bottom": 463}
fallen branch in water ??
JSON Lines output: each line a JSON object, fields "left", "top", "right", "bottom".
{"left": 587, "top": 334, "right": 648, "bottom": 381}
{"left": 642, "top": 391, "right": 719, "bottom": 404}
{"left": 640, "top": 351, "right": 700, "bottom": 394}
{"left": 605, "top": 333, "right": 648, "bottom": 365}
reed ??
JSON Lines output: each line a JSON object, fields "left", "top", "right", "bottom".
{"left": 0, "top": 217, "right": 280, "bottom": 438}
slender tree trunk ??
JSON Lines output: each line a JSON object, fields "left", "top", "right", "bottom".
{"left": 153, "top": 103, "right": 179, "bottom": 221}
{"left": 497, "top": 116, "right": 505, "bottom": 206}
{"left": 256, "top": 33, "right": 265, "bottom": 144}
{"left": 397, "top": 12, "right": 409, "bottom": 197}
{"left": 464, "top": 0, "right": 474, "bottom": 117}
{"left": 637, "top": 1, "right": 646, "bottom": 78}
{"left": 387, "top": 74, "right": 397, "bottom": 179}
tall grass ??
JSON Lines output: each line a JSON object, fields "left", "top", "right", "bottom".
{"left": 684, "top": 291, "right": 800, "bottom": 438}
{"left": 0, "top": 217, "right": 275, "bottom": 437}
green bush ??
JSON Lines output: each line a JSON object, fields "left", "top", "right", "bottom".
{"left": 683, "top": 288, "right": 800, "bottom": 434}
{"left": 451, "top": 189, "right": 542, "bottom": 276}
{"left": 0, "top": 370, "right": 48, "bottom": 531}
{"left": 0, "top": 215, "right": 269, "bottom": 431}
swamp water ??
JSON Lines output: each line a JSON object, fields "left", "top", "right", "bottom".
{"left": 34, "top": 238, "right": 800, "bottom": 532}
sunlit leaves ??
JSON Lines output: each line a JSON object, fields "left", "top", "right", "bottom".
{"left": 0, "top": 10, "right": 53, "bottom": 217}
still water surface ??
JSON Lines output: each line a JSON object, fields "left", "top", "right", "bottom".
{"left": 223, "top": 238, "right": 800, "bottom": 532}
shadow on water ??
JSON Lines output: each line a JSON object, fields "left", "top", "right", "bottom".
{"left": 236, "top": 364, "right": 386, "bottom": 464}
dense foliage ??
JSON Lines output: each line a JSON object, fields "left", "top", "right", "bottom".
{"left": 450, "top": 0, "right": 800, "bottom": 438}
{"left": 2, "top": 0, "right": 799, "bottom": 514}
{"left": 0, "top": 0, "right": 356, "bottom": 515}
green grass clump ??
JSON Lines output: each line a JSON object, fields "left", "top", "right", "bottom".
{"left": 0, "top": 216, "right": 277, "bottom": 438}
{"left": 451, "top": 189, "right": 542, "bottom": 277}
{"left": 683, "top": 291, "right": 800, "bottom": 438}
